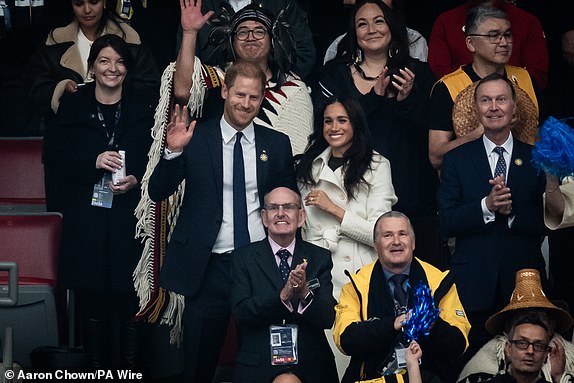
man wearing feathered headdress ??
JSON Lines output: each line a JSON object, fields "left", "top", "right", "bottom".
{"left": 172, "top": 0, "right": 313, "bottom": 155}
{"left": 179, "top": 0, "right": 316, "bottom": 80}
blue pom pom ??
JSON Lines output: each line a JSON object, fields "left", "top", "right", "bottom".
{"left": 532, "top": 117, "right": 574, "bottom": 179}
{"left": 403, "top": 281, "right": 441, "bottom": 342}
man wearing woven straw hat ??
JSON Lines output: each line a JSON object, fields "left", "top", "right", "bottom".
{"left": 458, "top": 268, "right": 574, "bottom": 383}
{"left": 438, "top": 73, "right": 547, "bottom": 364}
{"left": 428, "top": 6, "right": 538, "bottom": 170}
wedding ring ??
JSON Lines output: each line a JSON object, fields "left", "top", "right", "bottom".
{"left": 292, "top": 283, "right": 299, "bottom": 288}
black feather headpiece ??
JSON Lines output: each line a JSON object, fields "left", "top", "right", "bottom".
{"left": 207, "top": 2, "right": 297, "bottom": 86}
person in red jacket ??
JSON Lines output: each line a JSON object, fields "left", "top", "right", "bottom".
{"left": 428, "top": 0, "right": 548, "bottom": 88}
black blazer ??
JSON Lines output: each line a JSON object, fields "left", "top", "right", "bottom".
{"left": 230, "top": 238, "right": 338, "bottom": 383}
{"left": 148, "top": 118, "right": 296, "bottom": 297}
{"left": 437, "top": 137, "right": 546, "bottom": 312}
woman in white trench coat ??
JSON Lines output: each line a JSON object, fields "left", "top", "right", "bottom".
{"left": 297, "top": 95, "right": 397, "bottom": 300}
{"left": 297, "top": 95, "right": 397, "bottom": 378}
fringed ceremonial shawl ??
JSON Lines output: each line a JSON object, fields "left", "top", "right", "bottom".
{"left": 133, "top": 58, "right": 312, "bottom": 344}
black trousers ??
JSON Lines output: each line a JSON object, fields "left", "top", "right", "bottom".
{"left": 78, "top": 289, "right": 142, "bottom": 370}
{"left": 183, "top": 252, "right": 233, "bottom": 383}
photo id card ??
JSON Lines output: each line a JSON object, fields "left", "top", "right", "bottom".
{"left": 91, "top": 173, "right": 113, "bottom": 208}
{"left": 270, "top": 324, "right": 298, "bottom": 365}
{"left": 395, "top": 347, "right": 408, "bottom": 369}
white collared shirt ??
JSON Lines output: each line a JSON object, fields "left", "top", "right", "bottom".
{"left": 212, "top": 116, "right": 264, "bottom": 253}
{"left": 483, "top": 133, "right": 513, "bottom": 182}
{"left": 481, "top": 133, "right": 515, "bottom": 226}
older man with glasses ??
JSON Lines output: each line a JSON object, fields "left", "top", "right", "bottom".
{"left": 428, "top": 6, "right": 539, "bottom": 170}
{"left": 428, "top": 0, "right": 548, "bottom": 88}
{"left": 230, "top": 186, "right": 339, "bottom": 383}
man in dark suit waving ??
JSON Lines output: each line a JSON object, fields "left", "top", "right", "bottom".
{"left": 148, "top": 61, "right": 296, "bottom": 382}
{"left": 231, "top": 186, "right": 338, "bottom": 383}
{"left": 438, "top": 72, "right": 546, "bottom": 360}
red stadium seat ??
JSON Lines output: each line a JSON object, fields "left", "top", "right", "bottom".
{"left": 0, "top": 137, "right": 46, "bottom": 209}
{"left": 0, "top": 213, "right": 62, "bottom": 368}
{"left": 0, "top": 214, "right": 60, "bottom": 286}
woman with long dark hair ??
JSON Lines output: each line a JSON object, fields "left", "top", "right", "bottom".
{"left": 297, "top": 95, "right": 396, "bottom": 300}
{"left": 46, "top": 34, "right": 155, "bottom": 370}
{"left": 316, "top": 0, "right": 440, "bottom": 265}
{"left": 297, "top": 95, "right": 396, "bottom": 378}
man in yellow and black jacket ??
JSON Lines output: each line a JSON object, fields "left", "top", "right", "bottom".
{"left": 334, "top": 212, "right": 471, "bottom": 383}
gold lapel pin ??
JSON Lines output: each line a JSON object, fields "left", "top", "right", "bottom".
{"left": 514, "top": 158, "right": 523, "bottom": 166}
{"left": 260, "top": 150, "right": 268, "bottom": 162}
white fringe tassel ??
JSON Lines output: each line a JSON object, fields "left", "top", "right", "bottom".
{"left": 133, "top": 58, "right": 207, "bottom": 345}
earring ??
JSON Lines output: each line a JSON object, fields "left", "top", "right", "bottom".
{"left": 354, "top": 48, "right": 363, "bottom": 64}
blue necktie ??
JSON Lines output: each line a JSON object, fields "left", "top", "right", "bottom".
{"left": 277, "top": 249, "right": 291, "bottom": 282}
{"left": 493, "top": 146, "right": 507, "bottom": 179}
{"left": 233, "top": 132, "right": 250, "bottom": 249}
{"left": 390, "top": 274, "right": 408, "bottom": 307}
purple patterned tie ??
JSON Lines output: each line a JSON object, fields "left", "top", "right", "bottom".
{"left": 493, "top": 146, "right": 507, "bottom": 179}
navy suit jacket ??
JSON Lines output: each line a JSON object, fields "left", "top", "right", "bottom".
{"left": 437, "top": 137, "right": 546, "bottom": 312}
{"left": 148, "top": 118, "right": 296, "bottom": 297}
{"left": 230, "top": 238, "right": 338, "bottom": 383}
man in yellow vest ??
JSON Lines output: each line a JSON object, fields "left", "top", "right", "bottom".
{"left": 428, "top": 6, "right": 538, "bottom": 170}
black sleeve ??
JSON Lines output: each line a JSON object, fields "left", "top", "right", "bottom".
{"left": 429, "top": 81, "right": 455, "bottom": 132}
{"left": 339, "top": 316, "right": 399, "bottom": 357}
{"left": 129, "top": 43, "right": 160, "bottom": 91}
{"left": 279, "top": 0, "right": 316, "bottom": 79}
{"left": 26, "top": 43, "right": 83, "bottom": 116}
{"left": 148, "top": 155, "right": 186, "bottom": 202}
{"left": 314, "top": 61, "right": 350, "bottom": 110}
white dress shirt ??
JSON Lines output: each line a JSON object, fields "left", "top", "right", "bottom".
{"left": 162, "top": 116, "right": 265, "bottom": 253}
{"left": 212, "top": 116, "right": 264, "bottom": 253}
{"left": 481, "top": 133, "right": 515, "bottom": 226}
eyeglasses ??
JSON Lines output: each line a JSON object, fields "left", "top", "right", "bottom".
{"left": 235, "top": 28, "right": 268, "bottom": 41}
{"left": 263, "top": 203, "right": 301, "bottom": 211}
{"left": 509, "top": 340, "right": 551, "bottom": 353}
{"left": 467, "top": 31, "right": 513, "bottom": 44}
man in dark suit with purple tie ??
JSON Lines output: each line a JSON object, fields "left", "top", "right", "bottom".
{"left": 230, "top": 187, "right": 338, "bottom": 383}
{"left": 438, "top": 73, "right": 546, "bottom": 360}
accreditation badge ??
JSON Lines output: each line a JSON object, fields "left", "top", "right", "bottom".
{"left": 270, "top": 324, "right": 298, "bottom": 365}
{"left": 394, "top": 347, "right": 408, "bottom": 370}
{"left": 91, "top": 173, "right": 113, "bottom": 208}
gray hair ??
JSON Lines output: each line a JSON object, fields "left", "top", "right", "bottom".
{"left": 373, "top": 211, "right": 415, "bottom": 242}
{"left": 465, "top": 6, "right": 508, "bottom": 35}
